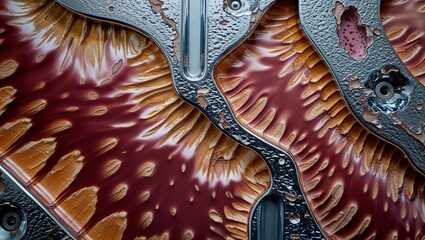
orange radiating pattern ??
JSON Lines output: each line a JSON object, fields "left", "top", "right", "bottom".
{"left": 215, "top": 0, "right": 425, "bottom": 239}
{"left": 0, "top": 0, "right": 424, "bottom": 239}
{"left": 382, "top": 0, "right": 425, "bottom": 85}
{"left": 0, "top": 1, "right": 269, "bottom": 239}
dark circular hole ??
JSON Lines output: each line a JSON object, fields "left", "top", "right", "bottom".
{"left": 380, "top": 86, "right": 390, "bottom": 96}
{"left": 0, "top": 203, "right": 26, "bottom": 239}
{"left": 6, "top": 216, "right": 16, "bottom": 226}
{"left": 1, "top": 212, "right": 20, "bottom": 232}
{"left": 229, "top": 0, "right": 242, "bottom": 10}
{"left": 375, "top": 81, "right": 395, "bottom": 100}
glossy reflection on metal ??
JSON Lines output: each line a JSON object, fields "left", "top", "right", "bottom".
{"left": 0, "top": 169, "right": 70, "bottom": 239}
{"left": 0, "top": 203, "right": 27, "bottom": 240}
{"left": 181, "top": 0, "right": 207, "bottom": 80}
{"left": 299, "top": 0, "right": 425, "bottom": 175}
{"left": 256, "top": 195, "right": 284, "bottom": 240}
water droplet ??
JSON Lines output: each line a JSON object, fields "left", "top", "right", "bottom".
{"left": 373, "top": 28, "right": 381, "bottom": 35}
{"left": 171, "top": 207, "right": 177, "bottom": 216}
{"left": 278, "top": 158, "right": 285, "bottom": 165}
{"left": 289, "top": 212, "right": 300, "bottom": 224}
{"left": 284, "top": 191, "right": 297, "bottom": 202}
{"left": 290, "top": 234, "right": 300, "bottom": 240}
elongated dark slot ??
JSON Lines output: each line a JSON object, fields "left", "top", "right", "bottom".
{"left": 257, "top": 195, "right": 284, "bottom": 240}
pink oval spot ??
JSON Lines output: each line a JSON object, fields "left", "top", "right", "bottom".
{"left": 334, "top": 2, "right": 371, "bottom": 60}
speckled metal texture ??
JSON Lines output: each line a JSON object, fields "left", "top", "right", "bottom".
{"left": 0, "top": 170, "right": 69, "bottom": 240}
{"left": 299, "top": 0, "right": 425, "bottom": 174}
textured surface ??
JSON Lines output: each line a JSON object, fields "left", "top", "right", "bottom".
{"left": 382, "top": 0, "right": 425, "bottom": 85}
{"left": 0, "top": 0, "right": 424, "bottom": 239}
{"left": 299, "top": 0, "right": 425, "bottom": 174}
{"left": 0, "top": 1, "right": 274, "bottom": 239}
{"left": 1, "top": 0, "right": 327, "bottom": 238}
{"left": 51, "top": 5, "right": 325, "bottom": 238}
{"left": 0, "top": 171, "right": 69, "bottom": 240}
{"left": 216, "top": 0, "right": 425, "bottom": 239}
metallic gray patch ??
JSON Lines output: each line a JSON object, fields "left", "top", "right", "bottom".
{"left": 299, "top": 0, "right": 425, "bottom": 175}
{"left": 0, "top": 168, "right": 72, "bottom": 240}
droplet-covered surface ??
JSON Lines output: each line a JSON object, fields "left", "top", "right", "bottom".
{"left": 0, "top": 0, "right": 270, "bottom": 239}
{"left": 215, "top": 0, "right": 425, "bottom": 239}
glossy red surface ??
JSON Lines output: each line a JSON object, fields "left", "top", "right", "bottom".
{"left": 382, "top": 0, "right": 425, "bottom": 85}
{"left": 216, "top": 1, "right": 425, "bottom": 239}
{"left": 0, "top": 0, "right": 424, "bottom": 239}
{"left": 0, "top": 1, "right": 269, "bottom": 239}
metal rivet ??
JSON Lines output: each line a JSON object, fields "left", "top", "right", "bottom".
{"left": 0, "top": 203, "right": 27, "bottom": 240}
{"left": 375, "top": 81, "right": 395, "bottom": 100}
{"left": 229, "top": 0, "right": 242, "bottom": 10}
